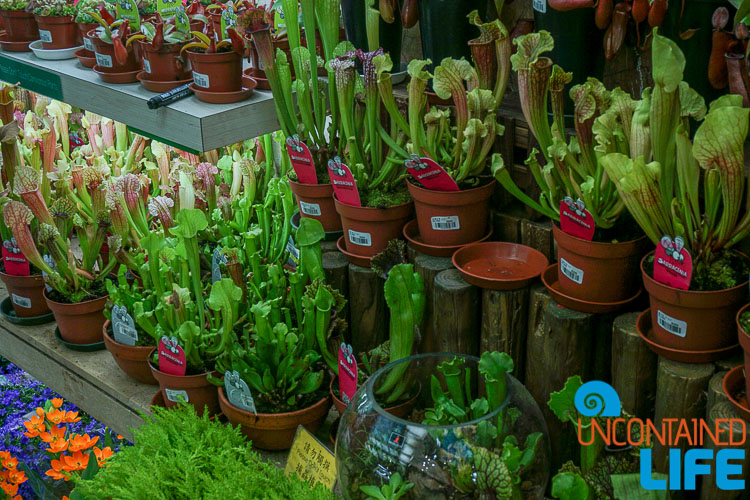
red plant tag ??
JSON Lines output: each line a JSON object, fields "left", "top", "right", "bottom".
{"left": 559, "top": 197, "right": 595, "bottom": 241}
{"left": 2, "top": 240, "right": 30, "bottom": 276}
{"left": 338, "top": 343, "right": 358, "bottom": 404}
{"left": 404, "top": 155, "right": 459, "bottom": 192}
{"left": 653, "top": 236, "right": 692, "bottom": 290}
{"left": 285, "top": 134, "right": 317, "bottom": 185}
{"left": 327, "top": 157, "right": 361, "bottom": 207}
{"left": 158, "top": 336, "right": 187, "bottom": 376}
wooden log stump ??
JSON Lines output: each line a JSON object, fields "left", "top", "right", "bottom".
{"left": 407, "top": 243, "right": 419, "bottom": 264}
{"left": 706, "top": 371, "right": 729, "bottom": 416}
{"left": 323, "top": 251, "right": 349, "bottom": 331}
{"left": 520, "top": 219, "right": 555, "bottom": 263}
{"left": 527, "top": 285, "right": 551, "bottom": 336}
{"left": 320, "top": 240, "right": 339, "bottom": 254}
{"left": 652, "top": 358, "right": 715, "bottom": 473}
{"left": 431, "top": 269, "right": 481, "bottom": 356}
{"left": 481, "top": 287, "right": 530, "bottom": 380}
{"left": 347, "top": 263, "right": 388, "bottom": 355}
{"left": 714, "top": 352, "right": 745, "bottom": 373}
{"left": 414, "top": 254, "right": 454, "bottom": 354}
{"left": 699, "top": 402, "right": 750, "bottom": 500}
{"left": 611, "top": 311, "right": 658, "bottom": 419}
{"left": 491, "top": 207, "right": 523, "bottom": 244}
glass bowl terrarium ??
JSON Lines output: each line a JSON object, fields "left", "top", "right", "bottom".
{"left": 335, "top": 352, "right": 550, "bottom": 499}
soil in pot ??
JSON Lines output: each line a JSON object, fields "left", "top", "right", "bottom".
{"left": 149, "top": 353, "right": 220, "bottom": 416}
{"left": 186, "top": 49, "right": 242, "bottom": 93}
{"left": 102, "top": 321, "right": 158, "bottom": 385}
{"left": 288, "top": 174, "right": 342, "bottom": 233}
{"left": 139, "top": 40, "right": 191, "bottom": 82}
{"left": 0, "top": 270, "right": 50, "bottom": 318}
{"left": 89, "top": 29, "right": 141, "bottom": 73}
{"left": 35, "top": 15, "right": 77, "bottom": 50}
{"left": 43, "top": 287, "right": 107, "bottom": 345}
{"left": 334, "top": 195, "right": 413, "bottom": 258}
{"left": 1, "top": 10, "right": 38, "bottom": 42}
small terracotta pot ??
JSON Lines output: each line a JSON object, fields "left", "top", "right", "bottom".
{"left": 553, "top": 225, "right": 650, "bottom": 304}
{"left": 43, "top": 289, "right": 106, "bottom": 345}
{"left": 407, "top": 179, "right": 495, "bottom": 247}
{"left": 0, "top": 272, "right": 50, "bottom": 317}
{"left": 102, "top": 321, "right": 158, "bottom": 385}
{"left": 334, "top": 197, "right": 413, "bottom": 258}
{"left": 736, "top": 304, "right": 750, "bottom": 398}
{"left": 642, "top": 252, "right": 749, "bottom": 353}
{"left": 78, "top": 22, "right": 98, "bottom": 56}
{"left": 148, "top": 351, "right": 219, "bottom": 416}
{"left": 89, "top": 29, "right": 141, "bottom": 73}
{"left": 288, "top": 175, "right": 341, "bottom": 232}
{"left": 247, "top": 36, "right": 293, "bottom": 77}
{"left": 218, "top": 386, "right": 331, "bottom": 450}
{"left": 1, "top": 10, "right": 38, "bottom": 42}
{"left": 138, "top": 40, "right": 191, "bottom": 82}
{"left": 330, "top": 377, "right": 418, "bottom": 418}
{"left": 34, "top": 15, "right": 77, "bottom": 50}
{"left": 186, "top": 49, "right": 242, "bottom": 93}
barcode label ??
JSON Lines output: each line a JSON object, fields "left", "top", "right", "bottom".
{"left": 39, "top": 30, "right": 52, "bottom": 43}
{"left": 165, "top": 388, "right": 189, "bottom": 403}
{"left": 657, "top": 310, "right": 687, "bottom": 338}
{"left": 11, "top": 294, "right": 31, "bottom": 309}
{"left": 431, "top": 215, "right": 460, "bottom": 231}
{"left": 114, "top": 324, "right": 138, "bottom": 346}
{"left": 348, "top": 229, "right": 372, "bottom": 247}
{"left": 299, "top": 201, "right": 321, "bottom": 216}
{"left": 95, "top": 52, "right": 112, "bottom": 68}
{"left": 193, "top": 71, "right": 210, "bottom": 88}
{"left": 143, "top": 58, "right": 152, "bottom": 74}
{"left": 533, "top": 0, "right": 546, "bottom": 13}
{"left": 560, "top": 258, "right": 584, "bottom": 284}
{"left": 83, "top": 37, "right": 94, "bottom": 51}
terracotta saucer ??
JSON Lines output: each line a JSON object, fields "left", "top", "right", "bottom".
{"left": 137, "top": 72, "right": 192, "bottom": 93}
{"left": 542, "top": 263, "right": 643, "bottom": 314}
{"left": 93, "top": 65, "right": 141, "bottom": 84}
{"left": 241, "top": 73, "right": 259, "bottom": 91}
{"left": 74, "top": 48, "right": 95, "bottom": 68}
{"left": 189, "top": 83, "right": 255, "bottom": 104}
{"left": 336, "top": 235, "right": 371, "bottom": 268}
{"left": 54, "top": 327, "right": 105, "bottom": 352}
{"left": 636, "top": 309, "right": 740, "bottom": 364}
{"left": 0, "top": 34, "right": 31, "bottom": 52}
{"left": 722, "top": 366, "right": 750, "bottom": 422}
{"left": 453, "top": 242, "right": 548, "bottom": 291}
{"left": 243, "top": 67, "right": 270, "bottom": 90}
{"left": 403, "top": 219, "right": 493, "bottom": 258}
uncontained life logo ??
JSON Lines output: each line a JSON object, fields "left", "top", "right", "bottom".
{"left": 574, "top": 381, "right": 746, "bottom": 491}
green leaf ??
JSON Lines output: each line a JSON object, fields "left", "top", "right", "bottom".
{"left": 551, "top": 472, "right": 592, "bottom": 500}
{"left": 171, "top": 209, "right": 208, "bottom": 239}
{"left": 295, "top": 217, "right": 324, "bottom": 246}
{"left": 548, "top": 375, "right": 583, "bottom": 424}
{"left": 510, "top": 30, "right": 554, "bottom": 71}
{"left": 651, "top": 28, "right": 685, "bottom": 93}
{"left": 433, "top": 58, "right": 475, "bottom": 100}
{"left": 611, "top": 473, "right": 669, "bottom": 500}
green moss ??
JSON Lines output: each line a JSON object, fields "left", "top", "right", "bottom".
{"left": 644, "top": 250, "right": 750, "bottom": 291}
{"left": 360, "top": 187, "right": 412, "bottom": 209}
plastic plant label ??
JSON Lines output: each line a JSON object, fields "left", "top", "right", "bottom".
{"left": 175, "top": 6, "right": 190, "bottom": 34}
{"left": 327, "top": 156, "right": 361, "bottom": 207}
{"left": 2, "top": 240, "right": 30, "bottom": 276}
{"left": 286, "top": 135, "right": 317, "bottom": 185}
{"left": 192, "top": 71, "right": 210, "bottom": 88}
{"left": 656, "top": 310, "right": 687, "bottom": 338}
{"left": 224, "top": 370, "right": 256, "bottom": 413}
{"left": 157, "top": 0, "right": 180, "bottom": 17}
{"left": 42, "top": 254, "right": 54, "bottom": 292}
{"left": 560, "top": 257, "right": 584, "bottom": 284}
{"left": 111, "top": 304, "right": 138, "bottom": 346}
{"left": 95, "top": 52, "right": 113, "bottom": 68}
{"left": 116, "top": 0, "right": 140, "bottom": 30}
{"left": 11, "top": 294, "right": 31, "bottom": 309}
{"left": 533, "top": 0, "right": 546, "bottom": 13}
{"left": 165, "top": 388, "right": 189, "bottom": 403}
{"left": 39, "top": 30, "right": 52, "bottom": 43}
{"left": 158, "top": 336, "right": 186, "bottom": 376}
{"left": 430, "top": 215, "right": 460, "bottom": 231}
{"left": 404, "top": 155, "right": 459, "bottom": 192}
{"left": 560, "top": 197, "right": 595, "bottom": 241}
{"left": 286, "top": 236, "right": 300, "bottom": 262}
{"left": 211, "top": 248, "right": 226, "bottom": 284}
{"left": 83, "top": 37, "right": 94, "bottom": 51}
{"left": 142, "top": 58, "right": 151, "bottom": 74}
{"left": 299, "top": 200, "right": 321, "bottom": 216}
{"left": 219, "top": 3, "right": 237, "bottom": 39}
{"left": 653, "top": 235, "right": 692, "bottom": 290}
{"left": 284, "top": 426, "right": 336, "bottom": 489}
{"left": 338, "top": 343, "right": 358, "bottom": 404}
{"left": 347, "top": 230, "right": 371, "bottom": 247}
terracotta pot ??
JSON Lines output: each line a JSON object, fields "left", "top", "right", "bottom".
{"left": 334, "top": 197, "right": 413, "bottom": 258}
{"left": 102, "top": 321, "right": 158, "bottom": 385}
{"left": 89, "top": 29, "right": 141, "bottom": 73}
{"left": 330, "top": 377, "right": 418, "bottom": 418}
{"left": 43, "top": 289, "right": 106, "bottom": 344}
{"left": 138, "top": 40, "right": 191, "bottom": 82}
{"left": 247, "top": 36, "right": 293, "bottom": 77}
{"left": 34, "top": 15, "right": 77, "bottom": 50}
{"left": 148, "top": 352, "right": 219, "bottom": 416}
{"left": 736, "top": 304, "right": 750, "bottom": 399}
{"left": 78, "top": 22, "right": 98, "bottom": 56}
{"left": 218, "top": 386, "right": 331, "bottom": 450}
{"left": 288, "top": 175, "right": 341, "bottom": 232}
{"left": 407, "top": 179, "right": 495, "bottom": 247}
{"left": 553, "top": 224, "right": 650, "bottom": 303}
{"left": 186, "top": 49, "right": 241, "bottom": 93}
{"left": 642, "top": 252, "right": 748, "bottom": 353}
{"left": 1, "top": 10, "right": 38, "bottom": 42}
{"left": 0, "top": 272, "right": 50, "bottom": 317}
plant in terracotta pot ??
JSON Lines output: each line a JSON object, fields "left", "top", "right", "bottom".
{"left": 180, "top": 23, "right": 245, "bottom": 93}
{"left": 87, "top": 10, "right": 142, "bottom": 77}
{"left": 736, "top": 307, "right": 750, "bottom": 404}
{"left": 74, "top": 0, "right": 113, "bottom": 66}
{"left": 32, "top": 0, "right": 78, "bottom": 50}
{"left": 493, "top": 30, "right": 650, "bottom": 309}
{"left": 0, "top": 0, "right": 38, "bottom": 46}
{"left": 127, "top": 17, "right": 193, "bottom": 85}
{"left": 599, "top": 30, "right": 750, "bottom": 359}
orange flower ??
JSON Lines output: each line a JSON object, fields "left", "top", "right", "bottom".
{"left": 40, "top": 425, "right": 67, "bottom": 454}
{"left": 62, "top": 451, "right": 89, "bottom": 472}
{"left": 4, "top": 468, "right": 25, "bottom": 485}
{"left": 63, "top": 411, "right": 80, "bottom": 424}
{"left": 22, "top": 414, "right": 46, "bottom": 438}
{"left": 51, "top": 398, "right": 63, "bottom": 408}
{"left": 0, "top": 455, "right": 17, "bottom": 470}
{"left": 35, "top": 407, "right": 44, "bottom": 417}
{"left": 45, "top": 409, "right": 66, "bottom": 425}
{"left": 46, "top": 458, "right": 69, "bottom": 481}
{"left": 1, "top": 481, "right": 19, "bottom": 496}
{"left": 116, "top": 434, "right": 124, "bottom": 440}
{"left": 93, "top": 447, "right": 113, "bottom": 467}
{"left": 68, "top": 434, "right": 98, "bottom": 453}
{"left": 0, "top": 451, "right": 13, "bottom": 469}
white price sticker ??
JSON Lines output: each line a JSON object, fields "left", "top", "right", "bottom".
{"left": 143, "top": 58, "right": 152, "bottom": 74}
{"left": 656, "top": 310, "right": 687, "bottom": 338}
{"left": 299, "top": 201, "right": 321, "bottom": 216}
{"left": 348, "top": 229, "right": 372, "bottom": 247}
{"left": 11, "top": 294, "right": 31, "bottom": 309}
{"left": 165, "top": 388, "right": 189, "bottom": 403}
{"left": 533, "top": 0, "right": 546, "bottom": 13}
{"left": 83, "top": 37, "right": 94, "bottom": 51}
{"left": 39, "top": 30, "right": 52, "bottom": 43}
{"left": 95, "top": 52, "right": 113, "bottom": 68}
{"left": 430, "top": 215, "right": 460, "bottom": 231}
{"left": 560, "top": 258, "right": 584, "bottom": 285}
{"left": 193, "top": 71, "right": 210, "bottom": 88}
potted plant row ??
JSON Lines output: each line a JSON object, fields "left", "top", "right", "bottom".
{"left": 0, "top": 0, "right": 38, "bottom": 51}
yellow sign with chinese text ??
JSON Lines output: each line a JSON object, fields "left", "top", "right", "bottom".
{"left": 284, "top": 425, "right": 336, "bottom": 490}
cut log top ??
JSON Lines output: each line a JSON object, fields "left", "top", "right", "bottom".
{"left": 435, "top": 268, "right": 474, "bottom": 291}
{"left": 658, "top": 358, "right": 716, "bottom": 381}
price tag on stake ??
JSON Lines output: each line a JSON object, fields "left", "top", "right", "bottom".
{"left": 157, "top": 0, "right": 180, "bottom": 17}
{"left": 211, "top": 248, "right": 226, "bottom": 284}
{"left": 224, "top": 370, "right": 257, "bottom": 413}
{"left": 653, "top": 235, "right": 692, "bottom": 290}
{"left": 327, "top": 157, "right": 361, "bottom": 206}
{"left": 284, "top": 426, "right": 336, "bottom": 489}
{"left": 116, "top": 0, "right": 140, "bottom": 30}
{"left": 158, "top": 336, "right": 186, "bottom": 376}
{"left": 404, "top": 155, "right": 459, "bottom": 192}
{"left": 219, "top": 2, "right": 237, "bottom": 39}
{"left": 111, "top": 305, "right": 138, "bottom": 346}
{"left": 175, "top": 6, "right": 191, "bottom": 34}
{"left": 286, "top": 135, "right": 317, "bottom": 184}
{"left": 2, "top": 239, "right": 30, "bottom": 276}
{"left": 338, "top": 343, "right": 358, "bottom": 404}
{"left": 560, "top": 197, "right": 595, "bottom": 241}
